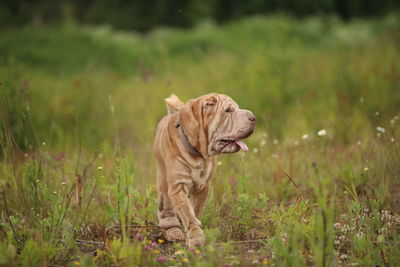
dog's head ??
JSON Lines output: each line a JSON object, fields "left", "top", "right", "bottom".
{"left": 179, "top": 93, "right": 256, "bottom": 156}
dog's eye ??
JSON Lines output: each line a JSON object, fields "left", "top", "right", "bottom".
{"left": 205, "top": 102, "right": 215, "bottom": 107}
{"left": 225, "top": 106, "right": 234, "bottom": 112}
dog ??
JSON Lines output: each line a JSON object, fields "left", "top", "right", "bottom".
{"left": 153, "top": 93, "right": 256, "bottom": 246}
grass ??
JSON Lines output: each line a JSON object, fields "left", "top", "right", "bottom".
{"left": 1, "top": 14, "right": 400, "bottom": 266}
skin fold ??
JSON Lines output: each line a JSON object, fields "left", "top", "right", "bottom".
{"left": 153, "top": 93, "right": 256, "bottom": 246}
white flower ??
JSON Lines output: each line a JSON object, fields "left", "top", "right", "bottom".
{"left": 253, "top": 148, "right": 258, "bottom": 153}
{"left": 42, "top": 142, "right": 46, "bottom": 146}
{"left": 317, "top": 129, "right": 327, "bottom": 136}
{"left": 376, "top": 127, "right": 385, "bottom": 133}
{"left": 356, "top": 141, "right": 361, "bottom": 146}
{"left": 97, "top": 166, "right": 103, "bottom": 170}
{"left": 302, "top": 134, "right": 309, "bottom": 140}
{"left": 390, "top": 138, "right": 395, "bottom": 142}
{"left": 217, "top": 161, "right": 222, "bottom": 166}
{"left": 260, "top": 139, "right": 266, "bottom": 147}
{"left": 363, "top": 167, "right": 369, "bottom": 172}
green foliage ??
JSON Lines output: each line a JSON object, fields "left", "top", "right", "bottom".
{"left": 0, "top": 15, "right": 400, "bottom": 265}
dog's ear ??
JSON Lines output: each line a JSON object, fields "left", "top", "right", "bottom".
{"left": 165, "top": 94, "right": 184, "bottom": 115}
{"left": 179, "top": 97, "right": 203, "bottom": 149}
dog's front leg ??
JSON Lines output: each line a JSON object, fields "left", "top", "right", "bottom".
{"left": 168, "top": 182, "right": 204, "bottom": 247}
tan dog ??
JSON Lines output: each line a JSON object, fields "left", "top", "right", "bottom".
{"left": 153, "top": 93, "right": 255, "bottom": 246}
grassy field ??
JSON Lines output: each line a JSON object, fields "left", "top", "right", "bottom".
{"left": 1, "top": 15, "right": 400, "bottom": 266}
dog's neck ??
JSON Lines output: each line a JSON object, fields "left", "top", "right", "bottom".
{"left": 176, "top": 123, "right": 204, "bottom": 159}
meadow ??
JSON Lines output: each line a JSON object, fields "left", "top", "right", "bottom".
{"left": 0, "top": 15, "right": 400, "bottom": 266}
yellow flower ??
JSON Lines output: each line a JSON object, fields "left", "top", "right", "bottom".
{"left": 158, "top": 239, "right": 164, "bottom": 244}
{"left": 153, "top": 249, "right": 160, "bottom": 254}
{"left": 73, "top": 261, "right": 81, "bottom": 266}
{"left": 262, "top": 259, "right": 269, "bottom": 264}
{"left": 195, "top": 249, "right": 201, "bottom": 254}
{"left": 175, "top": 249, "right": 184, "bottom": 255}
{"left": 182, "top": 257, "right": 189, "bottom": 263}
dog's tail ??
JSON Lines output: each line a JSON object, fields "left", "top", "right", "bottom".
{"left": 165, "top": 94, "right": 184, "bottom": 115}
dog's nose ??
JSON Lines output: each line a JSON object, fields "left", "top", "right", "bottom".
{"left": 248, "top": 112, "right": 256, "bottom": 122}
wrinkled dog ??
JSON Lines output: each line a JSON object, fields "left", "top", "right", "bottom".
{"left": 153, "top": 93, "right": 255, "bottom": 246}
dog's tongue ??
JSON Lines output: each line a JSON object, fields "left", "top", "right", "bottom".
{"left": 235, "top": 140, "right": 249, "bottom": 151}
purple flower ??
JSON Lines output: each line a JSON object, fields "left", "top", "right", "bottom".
{"left": 194, "top": 241, "right": 202, "bottom": 247}
{"left": 135, "top": 233, "right": 144, "bottom": 242}
{"left": 151, "top": 242, "right": 158, "bottom": 247}
{"left": 156, "top": 256, "right": 167, "bottom": 263}
{"left": 223, "top": 264, "right": 232, "bottom": 267}
{"left": 143, "top": 245, "right": 151, "bottom": 251}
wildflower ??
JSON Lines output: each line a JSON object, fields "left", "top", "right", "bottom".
{"left": 61, "top": 182, "right": 66, "bottom": 186}
{"left": 194, "top": 249, "right": 201, "bottom": 254}
{"left": 302, "top": 134, "right": 309, "bottom": 140}
{"left": 317, "top": 129, "right": 327, "bottom": 136}
{"left": 36, "top": 179, "right": 40, "bottom": 183}
{"left": 217, "top": 161, "right": 222, "bottom": 166}
{"left": 73, "top": 261, "right": 80, "bottom": 266}
{"left": 194, "top": 241, "right": 202, "bottom": 247}
{"left": 135, "top": 233, "right": 144, "bottom": 242}
{"left": 253, "top": 148, "right": 258, "bottom": 153}
{"left": 24, "top": 153, "right": 28, "bottom": 157}
{"left": 42, "top": 142, "right": 46, "bottom": 146}
{"left": 223, "top": 264, "right": 232, "bottom": 267}
{"left": 375, "top": 111, "right": 379, "bottom": 116}
{"left": 262, "top": 259, "right": 269, "bottom": 264}
{"left": 175, "top": 249, "right": 184, "bottom": 255}
{"left": 391, "top": 138, "right": 395, "bottom": 142}
{"left": 156, "top": 256, "right": 167, "bottom": 263}
{"left": 151, "top": 242, "right": 158, "bottom": 247}
{"left": 376, "top": 127, "right": 385, "bottom": 133}
{"left": 53, "top": 191, "right": 57, "bottom": 194}
{"left": 143, "top": 245, "right": 151, "bottom": 251}
{"left": 356, "top": 141, "right": 361, "bottom": 146}
{"left": 153, "top": 249, "right": 160, "bottom": 254}
{"left": 97, "top": 166, "right": 103, "bottom": 170}
{"left": 260, "top": 139, "right": 266, "bottom": 147}
{"left": 363, "top": 167, "right": 369, "bottom": 172}
{"left": 182, "top": 257, "right": 189, "bottom": 263}
{"left": 158, "top": 239, "right": 164, "bottom": 244}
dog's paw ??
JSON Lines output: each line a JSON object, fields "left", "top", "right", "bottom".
{"left": 186, "top": 226, "right": 205, "bottom": 247}
{"left": 164, "top": 227, "right": 185, "bottom": 241}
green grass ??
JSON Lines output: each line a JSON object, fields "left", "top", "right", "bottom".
{"left": 1, "top": 14, "right": 400, "bottom": 266}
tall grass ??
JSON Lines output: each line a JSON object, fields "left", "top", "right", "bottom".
{"left": 1, "top": 15, "right": 400, "bottom": 265}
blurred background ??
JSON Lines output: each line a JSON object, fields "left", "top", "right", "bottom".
{"left": 1, "top": 0, "right": 400, "bottom": 31}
